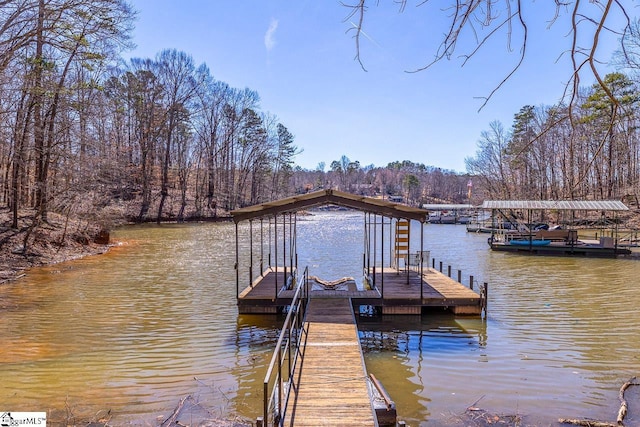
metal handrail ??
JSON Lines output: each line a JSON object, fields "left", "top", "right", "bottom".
{"left": 262, "top": 266, "right": 310, "bottom": 426}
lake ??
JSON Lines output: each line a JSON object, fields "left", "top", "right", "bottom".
{"left": 1, "top": 211, "right": 639, "bottom": 426}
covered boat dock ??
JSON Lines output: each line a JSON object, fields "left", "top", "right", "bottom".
{"left": 231, "top": 189, "right": 484, "bottom": 315}
{"left": 482, "top": 200, "right": 632, "bottom": 257}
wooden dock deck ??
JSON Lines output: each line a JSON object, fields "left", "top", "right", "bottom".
{"left": 372, "top": 267, "right": 482, "bottom": 314}
{"left": 284, "top": 298, "right": 376, "bottom": 426}
{"left": 238, "top": 267, "right": 482, "bottom": 315}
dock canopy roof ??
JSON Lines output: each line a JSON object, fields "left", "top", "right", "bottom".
{"left": 231, "top": 189, "right": 429, "bottom": 223}
{"left": 481, "top": 200, "right": 629, "bottom": 211}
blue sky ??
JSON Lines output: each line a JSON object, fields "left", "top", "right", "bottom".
{"left": 126, "top": 1, "right": 626, "bottom": 173}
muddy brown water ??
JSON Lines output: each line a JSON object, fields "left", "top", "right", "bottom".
{"left": 1, "top": 211, "right": 639, "bottom": 426}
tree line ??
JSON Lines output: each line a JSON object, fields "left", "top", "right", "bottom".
{"left": 465, "top": 72, "right": 640, "bottom": 206}
{"left": 0, "top": 0, "right": 299, "bottom": 231}
{"left": 2, "top": 1, "right": 639, "bottom": 241}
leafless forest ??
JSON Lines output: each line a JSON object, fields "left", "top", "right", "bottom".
{"left": 2, "top": 1, "right": 640, "bottom": 244}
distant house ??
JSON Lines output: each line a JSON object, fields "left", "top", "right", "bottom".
{"left": 388, "top": 195, "right": 403, "bottom": 203}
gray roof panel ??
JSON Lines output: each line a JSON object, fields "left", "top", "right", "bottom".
{"left": 481, "top": 200, "right": 629, "bottom": 211}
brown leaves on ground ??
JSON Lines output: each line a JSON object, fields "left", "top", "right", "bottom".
{"left": 0, "top": 208, "right": 109, "bottom": 284}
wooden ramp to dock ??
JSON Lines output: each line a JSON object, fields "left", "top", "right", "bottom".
{"left": 284, "top": 298, "right": 376, "bottom": 426}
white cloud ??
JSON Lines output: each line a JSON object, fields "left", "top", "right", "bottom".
{"left": 265, "top": 18, "right": 278, "bottom": 52}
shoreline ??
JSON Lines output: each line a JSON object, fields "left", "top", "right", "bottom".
{"left": 0, "top": 208, "right": 235, "bottom": 285}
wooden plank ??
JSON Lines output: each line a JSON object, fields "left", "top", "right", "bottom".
{"left": 284, "top": 298, "right": 375, "bottom": 426}
{"left": 238, "top": 266, "right": 481, "bottom": 314}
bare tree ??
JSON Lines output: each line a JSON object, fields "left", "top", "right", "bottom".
{"left": 344, "top": 1, "right": 630, "bottom": 111}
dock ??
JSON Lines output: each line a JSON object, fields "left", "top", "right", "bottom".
{"left": 238, "top": 267, "right": 483, "bottom": 315}
{"left": 284, "top": 298, "right": 375, "bottom": 426}
{"left": 231, "top": 190, "right": 487, "bottom": 425}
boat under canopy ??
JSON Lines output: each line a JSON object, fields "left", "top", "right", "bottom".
{"left": 481, "top": 200, "right": 632, "bottom": 257}
{"left": 423, "top": 204, "right": 474, "bottom": 224}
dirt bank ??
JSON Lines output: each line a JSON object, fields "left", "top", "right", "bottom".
{"left": 0, "top": 208, "right": 110, "bottom": 284}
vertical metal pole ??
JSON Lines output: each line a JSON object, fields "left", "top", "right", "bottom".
{"left": 294, "top": 213, "right": 298, "bottom": 273}
{"left": 260, "top": 218, "right": 264, "bottom": 275}
{"left": 470, "top": 275, "right": 474, "bottom": 290}
{"left": 274, "top": 215, "right": 278, "bottom": 297}
{"left": 288, "top": 324, "right": 292, "bottom": 382}
{"left": 363, "top": 213, "right": 366, "bottom": 272}
{"left": 528, "top": 209, "right": 532, "bottom": 251}
{"left": 389, "top": 216, "right": 392, "bottom": 269}
{"left": 249, "top": 220, "right": 254, "bottom": 286}
{"left": 381, "top": 215, "right": 384, "bottom": 299}
{"left": 289, "top": 212, "right": 293, "bottom": 274}
{"left": 263, "top": 382, "right": 268, "bottom": 426}
{"left": 373, "top": 214, "right": 377, "bottom": 289}
{"left": 268, "top": 217, "right": 272, "bottom": 268}
{"left": 277, "top": 350, "right": 282, "bottom": 422}
{"left": 283, "top": 213, "right": 287, "bottom": 283}
{"left": 235, "top": 222, "right": 239, "bottom": 298}
{"left": 406, "top": 218, "right": 410, "bottom": 284}
{"left": 367, "top": 213, "right": 371, "bottom": 273}
{"left": 420, "top": 221, "right": 424, "bottom": 301}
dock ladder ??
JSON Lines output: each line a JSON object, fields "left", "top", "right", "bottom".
{"left": 394, "top": 219, "right": 410, "bottom": 269}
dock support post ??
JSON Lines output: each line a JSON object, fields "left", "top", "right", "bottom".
{"left": 381, "top": 215, "right": 385, "bottom": 297}
{"left": 283, "top": 213, "right": 287, "bottom": 288}
{"left": 457, "top": 269, "right": 461, "bottom": 283}
{"left": 483, "top": 282, "right": 488, "bottom": 313}
{"left": 470, "top": 275, "right": 474, "bottom": 290}
{"left": 420, "top": 221, "right": 424, "bottom": 301}
{"left": 373, "top": 214, "right": 378, "bottom": 284}
{"left": 235, "top": 222, "right": 239, "bottom": 298}
{"left": 274, "top": 215, "right": 278, "bottom": 297}
{"left": 432, "top": 258, "right": 435, "bottom": 269}
{"left": 447, "top": 265, "right": 451, "bottom": 277}
{"left": 439, "top": 261, "right": 443, "bottom": 272}
{"left": 249, "top": 220, "right": 254, "bottom": 286}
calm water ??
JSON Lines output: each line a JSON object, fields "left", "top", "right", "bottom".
{"left": 1, "top": 211, "right": 639, "bottom": 426}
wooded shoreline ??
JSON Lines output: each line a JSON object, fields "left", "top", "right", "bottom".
{"left": 0, "top": 208, "right": 237, "bottom": 284}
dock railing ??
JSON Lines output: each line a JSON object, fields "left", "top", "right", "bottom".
{"left": 260, "top": 266, "right": 310, "bottom": 427}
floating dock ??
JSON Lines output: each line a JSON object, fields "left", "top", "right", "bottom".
{"left": 238, "top": 266, "right": 482, "bottom": 315}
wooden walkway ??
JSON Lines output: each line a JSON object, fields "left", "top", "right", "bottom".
{"left": 284, "top": 298, "right": 375, "bottom": 426}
